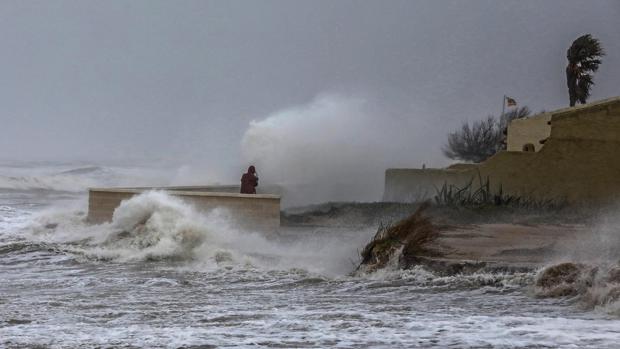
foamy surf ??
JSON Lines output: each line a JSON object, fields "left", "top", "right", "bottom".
{"left": 2, "top": 170, "right": 620, "bottom": 348}
{"left": 534, "top": 262, "right": 620, "bottom": 315}
{"left": 0, "top": 163, "right": 173, "bottom": 193}
{"left": 17, "top": 191, "right": 368, "bottom": 276}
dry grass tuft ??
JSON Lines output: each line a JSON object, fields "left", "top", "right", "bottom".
{"left": 358, "top": 202, "right": 439, "bottom": 271}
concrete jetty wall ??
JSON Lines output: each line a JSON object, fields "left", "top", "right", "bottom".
{"left": 88, "top": 187, "right": 281, "bottom": 231}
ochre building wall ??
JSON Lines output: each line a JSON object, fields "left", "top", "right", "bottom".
{"left": 506, "top": 112, "right": 551, "bottom": 152}
{"left": 385, "top": 97, "right": 620, "bottom": 204}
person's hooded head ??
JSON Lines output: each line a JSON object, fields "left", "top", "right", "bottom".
{"left": 248, "top": 165, "right": 256, "bottom": 174}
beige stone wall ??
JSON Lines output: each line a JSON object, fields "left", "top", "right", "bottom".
{"left": 506, "top": 112, "right": 551, "bottom": 152}
{"left": 385, "top": 97, "right": 620, "bottom": 204}
{"left": 88, "top": 188, "right": 281, "bottom": 232}
{"left": 383, "top": 168, "right": 474, "bottom": 202}
{"left": 550, "top": 98, "right": 620, "bottom": 141}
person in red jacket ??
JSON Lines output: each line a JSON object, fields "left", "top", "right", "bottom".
{"left": 240, "top": 165, "right": 258, "bottom": 194}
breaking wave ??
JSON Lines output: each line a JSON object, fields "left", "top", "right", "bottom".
{"left": 19, "top": 191, "right": 366, "bottom": 276}
{"left": 0, "top": 166, "right": 116, "bottom": 192}
{"left": 535, "top": 262, "right": 620, "bottom": 314}
{"left": 15, "top": 190, "right": 535, "bottom": 289}
{"left": 358, "top": 264, "right": 534, "bottom": 292}
{"left": 0, "top": 174, "right": 99, "bottom": 192}
{"left": 23, "top": 191, "right": 245, "bottom": 262}
{"left": 0, "top": 164, "right": 172, "bottom": 193}
{"left": 21, "top": 190, "right": 620, "bottom": 306}
{"left": 13, "top": 190, "right": 543, "bottom": 290}
{"left": 532, "top": 211, "right": 620, "bottom": 315}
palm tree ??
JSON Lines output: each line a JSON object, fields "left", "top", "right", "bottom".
{"left": 566, "top": 34, "right": 604, "bottom": 107}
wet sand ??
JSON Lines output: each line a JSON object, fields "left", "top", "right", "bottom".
{"left": 424, "top": 223, "right": 588, "bottom": 267}
{"left": 282, "top": 202, "right": 597, "bottom": 271}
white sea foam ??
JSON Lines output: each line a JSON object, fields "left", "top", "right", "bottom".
{"left": 4, "top": 188, "right": 620, "bottom": 348}
{"left": 20, "top": 191, "right": 371, "bottom": 276}
{"left": 532, "top": 208, "right": 620, "bottom": 315}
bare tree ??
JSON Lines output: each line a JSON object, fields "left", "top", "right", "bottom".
{"left": 499, "top": 106, "right": 531, "bottom": 130}
{"left": 443, "top": 106, "right": 531, "bottom": 163}
{"left": 498, "top": 106, "right": 531, "bottom": 150}
{"left": 443, "top": 116, "right": 500, "bottom": 163}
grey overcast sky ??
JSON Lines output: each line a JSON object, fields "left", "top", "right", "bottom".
{"left": 1, "top": 0, "right": 619, "bottom": 168}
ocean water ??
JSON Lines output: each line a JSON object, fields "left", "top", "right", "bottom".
{"left": 1, "top": 162, "right": 620, "bottom": 348}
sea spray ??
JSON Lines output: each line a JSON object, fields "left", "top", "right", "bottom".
{"left": 18, "top": 191, "right": 371, "bottom": 275}
{"left": 14, "top": 191, "right": 598, "bottom": 297}
{"left": 534, "top": 262, "right": 620, "bottom": 314}
{"left": 531, "top": 208, "right": 620, "bottom": 314}
{"left": 19, "top": 191, "right": 229, "bottom": 262}
{"left": 240, "top": 94, "right": 433, "bottom": 207}
{"left": 6, "top": 167, "right": 620, "bottom": 348}
{"left": 103, "top": 191, "right": 214, "bottom": 261}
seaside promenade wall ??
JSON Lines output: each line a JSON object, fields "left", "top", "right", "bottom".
{"left": 385, "top": 97, "right": 620, "bottom": 204}
{"left": 88, "top": 187, "right": 281, "bottom": 231}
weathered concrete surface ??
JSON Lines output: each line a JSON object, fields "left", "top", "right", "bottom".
{"left": 113, "top": 184, "right": 284, "bottom": 195}
{"left": 88, "top": 187, "right": 281, "bottom": 231}
{"left": 384, "top": 96, "right": 620, "bottom": 204}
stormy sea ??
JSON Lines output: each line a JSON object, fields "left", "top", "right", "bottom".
{"left": 1, "top": 162, "right": 620, "bottom": 348}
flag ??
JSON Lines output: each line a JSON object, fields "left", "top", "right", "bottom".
{"left": 505, "top": 96, "right": 517, "bottom": 107}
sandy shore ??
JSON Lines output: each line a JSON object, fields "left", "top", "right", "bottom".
{"left": 282, "top": 202, "right": 598, "bottom": 271}
{"left": 420, "top": 223, "right": 588, "bottom": 268}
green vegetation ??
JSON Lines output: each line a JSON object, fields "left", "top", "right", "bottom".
{"left": 433, "top": 174, "right": 565, "bottom": 210}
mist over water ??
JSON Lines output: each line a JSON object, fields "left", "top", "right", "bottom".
{"left": 531, "top": 209, "right": 620, "bottom": 314}
{"left": 568, "top": 210, "right": 620, "bottom": 263}
{"left": 241, "top": 94, "right": 433, "bottom": 206}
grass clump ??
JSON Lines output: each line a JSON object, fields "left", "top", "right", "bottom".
{"left": 434, "top": 173, "right": 565, "bottom": 210}
{"left": 357, "top": 202, "right": 439, "bottom": 272}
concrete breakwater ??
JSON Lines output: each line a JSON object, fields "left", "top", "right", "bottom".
{"left": 87, "top": 186, "right": 281, "bottom": 231}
